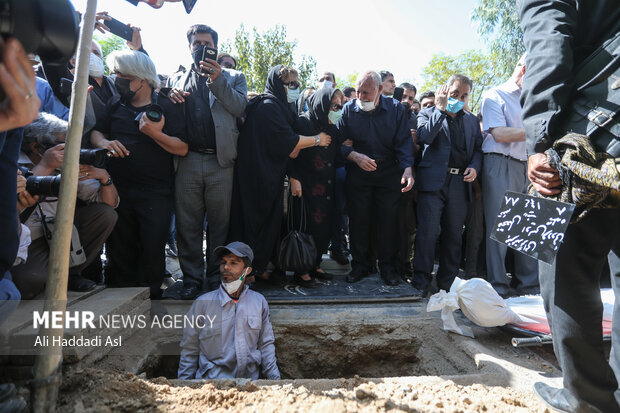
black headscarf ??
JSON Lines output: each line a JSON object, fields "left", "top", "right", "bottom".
{"left": 307, "top": 87, "right": 338, "bottom": 130}
{"left": 246, "top": 64, "right": 294, "bottom": 125}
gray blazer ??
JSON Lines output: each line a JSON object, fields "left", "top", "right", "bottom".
{"left": 167, "top": 68, "right": 248, "bottom": 168}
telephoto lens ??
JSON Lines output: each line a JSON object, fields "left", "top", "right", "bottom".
{"left": 79, "top": 148, "right": 110, "bottom": 168}
{"left": 26, "top": 175, "right": 61, "bottom": 197}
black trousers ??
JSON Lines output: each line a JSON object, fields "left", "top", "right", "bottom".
{"left": 346, "top": 161, "right": 402, "bottom": 273}
{"left": 540, "top": 208, "right": 620, "bottom": 412}
{"left": 413, "top": 174, "right": 469, "bottom": 291}
{"left": 105, "top": 189, "right": 172, "bottom": 298}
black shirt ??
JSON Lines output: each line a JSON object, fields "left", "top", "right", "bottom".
{"left": 95, "top": 92, "right": 186, "bottom": 196}
{"left": 447, "top": 111, "right": 468, "bottom": 169}
{"left": 89, "top": 76, "right": 114, "bottom": 105}
{"left": 184, "top": 69, "right": 217, "bottom": 152}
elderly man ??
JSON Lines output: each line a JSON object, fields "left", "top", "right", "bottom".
{"left": 412, "top": 74, "right": 483, "bottom": 296}
{"left": 167, "top": 24, "right": 248, "bottom": 299}
{"left": 480, "top": 55, "right": 539, "bottom": 297}
{"left": 338, "top": 71, "right": 414, "bottom": 286}
{"left": 178, "top": 242, "right": 280, "bottom": 380}
{"left": 13, "top": 113, "right": 119, "bottom": 299}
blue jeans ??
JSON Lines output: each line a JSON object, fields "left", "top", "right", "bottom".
{"left": 0, "top": 272, "right": 21, "bottom": 326}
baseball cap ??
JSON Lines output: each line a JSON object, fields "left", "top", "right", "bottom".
{"left": 214, "top": 241, "right": 254, "bottom": 262}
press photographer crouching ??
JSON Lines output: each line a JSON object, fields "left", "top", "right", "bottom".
{"left": 90, "top": 50, "right": 187, "bottom": 299}
{"left": 12, "top": 113, "right": 119, "bottom": 299}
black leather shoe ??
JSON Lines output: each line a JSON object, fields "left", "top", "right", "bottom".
{"left": 179, "top": 284, "right": 201, "bottom": 300}
{"left": 532, "top": 382, "right": 574, "bottom": 413}
{"left": 368, "top": 262, "right": 379, "bottom": 275}
{"left": 346, "top": 268, "right": 368, "bottom": 283}
{"left": 381, "top": 271, "right": 400, "bottom": 286}
{"left": 68, "top": 275, "right": 96, "bottom": 292}
{"left": 329, "top": 249, "right": 349, "bottom": 266}
{"left": 294, "top": 273, "right": 315, "bottom": 288}
{"left": 311, "top": 269, "right": 333, "bottom": 280}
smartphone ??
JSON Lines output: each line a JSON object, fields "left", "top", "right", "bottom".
{"left": 393, "top": 87, "right": 404, "bottom": 102}
{"left": 59, "top": 77, "right": 73, "bottom": 96}
{"left": 106, "top": 17, "right": 133, "bottom": 42}
{"left": 199, "top": 46, "right": 218, "bottom": 74}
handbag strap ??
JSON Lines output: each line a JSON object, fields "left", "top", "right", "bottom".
{"left": 287, "top": 193, "right": 307, "bottom": 233}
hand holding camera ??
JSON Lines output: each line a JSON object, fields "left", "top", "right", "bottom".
{"left": 37, "top": 144, "right": 65, "bottom": 173}
{"left": 78, "top": 164, "right": 109, "bottom": 184}
{"left": 139, "top": 111, "right": 165, "bottom": 138}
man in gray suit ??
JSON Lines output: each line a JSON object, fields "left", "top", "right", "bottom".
{"left": 167, "top": 24, "right": 247, "bottom": 299}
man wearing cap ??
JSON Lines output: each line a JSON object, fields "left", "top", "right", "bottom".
{"left": 178, "top": 242, "right": 280, "bottom": 380}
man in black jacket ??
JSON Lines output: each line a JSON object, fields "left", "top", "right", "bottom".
{"left": 519, "top": 1, "right": 620, "bottom": 411}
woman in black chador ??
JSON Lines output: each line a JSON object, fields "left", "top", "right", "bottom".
{"left": 289, "top": 87, "right": 345, "bottom": 287}
{"left": 229, "top": 65, "right": 331, "bottom": 284}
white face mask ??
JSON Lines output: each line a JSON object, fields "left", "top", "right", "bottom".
{"left": 357, "top": 98, "right": 376, "bottom": 112}
{"left": 222, "top": 268, "right": 249, "bottom": 295}
{"left": 89, "top": 52, "right": 104, "bottom": 78}
{"left": 319, "top": 80, "right": 333, "bottom": 89}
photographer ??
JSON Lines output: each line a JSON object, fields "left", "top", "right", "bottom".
{"left": 91, "top": 50, "right": 187, "bottom": 299}
{"left": 11, "top": 113, "right": 118, "bottom": 299}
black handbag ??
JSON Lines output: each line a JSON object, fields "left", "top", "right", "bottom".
{"left": 278, "top": 195, "right": 317, "bottom": 273}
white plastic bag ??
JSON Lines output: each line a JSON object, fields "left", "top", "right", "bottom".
{"left": 427, "top": 277, "right": 522, "bottom": 337}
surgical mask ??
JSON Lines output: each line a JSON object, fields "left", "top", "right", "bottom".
{"left": 89, "top": 53, "right": 104, "bottom": 78}
{"left": 319, "top": 80, "right": 333, "bottom": 89}
{"left": 114, "top": 77, "right": 137, "bottom": 103}
{"left": 328, "top": 109, "right": 342, "bottom": 124}
{"left": 357, "top": 99, "right": 376, "bottom": 112}
{"left": 222, "top": 268, "right": 249, "bottom": 295}
{"left": 446, "top": 97, "right": 465, "bottom": 113}
{"left": 286, "top": 86, "right": 300, "bottom": 103}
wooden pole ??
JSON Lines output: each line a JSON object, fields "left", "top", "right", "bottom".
{"left": 31, "top": 0, "right": 97, "bottom": 411}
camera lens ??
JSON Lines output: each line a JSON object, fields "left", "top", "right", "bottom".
{"left": 26, "top": 175, "right": 61, "bottom": 197}
{"left": 79, "top": 148, "right": 109, "bottom": 168}
{"left": 145, "top": 104, "right": 164, "bottom": 122}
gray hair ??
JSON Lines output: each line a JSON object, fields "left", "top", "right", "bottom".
{"left": 356, "top": 71, "right": 381, "bottom": 88}
{"left": 447, "top": 74, "right": 473, "bottom": 91}
{"left": 106, "top": 50, "right": 159, "bottom": 89}
{"left": 23, "top": 112, "right": 68, "bottom": 149}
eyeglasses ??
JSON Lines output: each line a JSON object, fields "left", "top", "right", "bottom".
{"left": 283, "top": 80, "right": 300, "bottom": 89}
{"left": 330, "top": 103, "right": 343, "bottom": 111}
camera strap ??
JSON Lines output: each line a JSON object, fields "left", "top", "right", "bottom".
{"left": 19, "top": 204, "right": 38, "bottom": 224}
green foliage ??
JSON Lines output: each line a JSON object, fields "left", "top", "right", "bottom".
{"left": 471, "top": 0, "right": 525, "bottom": 79}
{"left": 335, "top": 72, "right": 359, "bottom": 90}
{"left": 420, "top": 49, "right": 501, "bottom": 113}
{"left": 220, "top": 24, "right": 317, "bottom": 93}
{"left": 94, "top": 33, "right": 127, "bottom": 75}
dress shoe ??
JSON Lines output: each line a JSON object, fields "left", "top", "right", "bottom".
{"left": 329, "top": 249, "right": 349, "bottom": 266}
{"left": 368, "top": 262, "right": 379, "bottom": 275}
{"left": 68, "top": 275, "right": 96, "bottom": 292}
{"left": 179, "top": 284, "right": 201, "bottom": 300}
{"left": 532, "top": 382, "right": 575, "bottom": 413}
{"left": 381, "top": 270, "right": 400, "bottom": 286}
{"left": 311, "top": 269, "right": 333, "bottom": 280}
{"left": 294, "top": 273, "right": 315, "bottom": 288}
{"left": 346, "top": 268, "right": 368, "bottom": 283}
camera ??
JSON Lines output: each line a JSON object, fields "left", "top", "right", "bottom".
{"left": 134, "top": 104, "right": 164, "bottom": 124}
{"left": 0, "top": 0, "right": 78, "bottom": 65}
{"left": 26, "top": 175, "right": 61, "bottom": 197}
{"left": 79, "top": 148, "right": 111, "bottom": 168}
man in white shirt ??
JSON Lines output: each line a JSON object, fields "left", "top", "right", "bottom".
{"left": 480, "top": 55, "right": 539, "bottom": 297}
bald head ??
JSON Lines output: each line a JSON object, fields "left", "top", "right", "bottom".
{"left": 356, "top": 71, "right": 381, "bottom": 89}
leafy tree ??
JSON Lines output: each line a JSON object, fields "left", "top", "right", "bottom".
{"left": 471, "top": 0, "right": 525, "bottom": 79}
{"left": 94, "top": 33, "right": 127, "bottom": 75}
{"left": 220, "top": 24, "right": 317, "bottom": 92}
{"left": 420, "top": 49, "right": 501, "bottom": 113}
{"left": 335, "top": 72, "right": 359, "bottom": 90}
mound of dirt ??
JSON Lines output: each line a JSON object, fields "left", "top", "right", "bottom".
{"left": 56, "top": 368, "right": 550, "bottom": 413}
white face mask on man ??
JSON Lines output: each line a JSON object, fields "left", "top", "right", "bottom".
{"left": 222, "top": 268, "right": 249, "bottom": 295}
{"left": 357, "top": 98, "right": 376, "bottom": 112}
{"left": 89, "top": 52, "right": 104, "bottom": 78}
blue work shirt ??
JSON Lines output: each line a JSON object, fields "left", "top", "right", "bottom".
{"left": 337, "top": 95, "right": 414, "bottom": 170}
{"left": 35, "top": 77, "right": 69, "bottom": 120}
{"left": 178, "top": 285, "right": 280, "bottom": 380}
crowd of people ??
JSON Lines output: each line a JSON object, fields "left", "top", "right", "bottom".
{"left": 0, "top": 1, "right": 619, "bottom": 411}
{"left": 4, "top": 16, "right": 547, "bottom": 302}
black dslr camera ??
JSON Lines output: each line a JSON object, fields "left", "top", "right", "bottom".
{"left": 134, "top": 104, "right": 164, "bottom": 125}
{"left": 0, "top": 0, "right": 79, "bottom": 100}
{"left": 19, "top": 166, "right": 61, "bottom": 198}
{"left": 79, "top": 148, "right": 111, "bottom": 168}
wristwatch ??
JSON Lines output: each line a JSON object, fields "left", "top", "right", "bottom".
{"left": 101, "top": 176, "right": 113, "bottom": 186}
{"left": 314, "top": 135, "right": 320, "bottom": 146}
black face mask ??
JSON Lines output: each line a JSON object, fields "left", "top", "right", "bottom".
{"left": 192, "top": 45, "right": 206, "bottom": 70}
{"left": 114, "top": 77, "right": 137, "bottom": 103}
